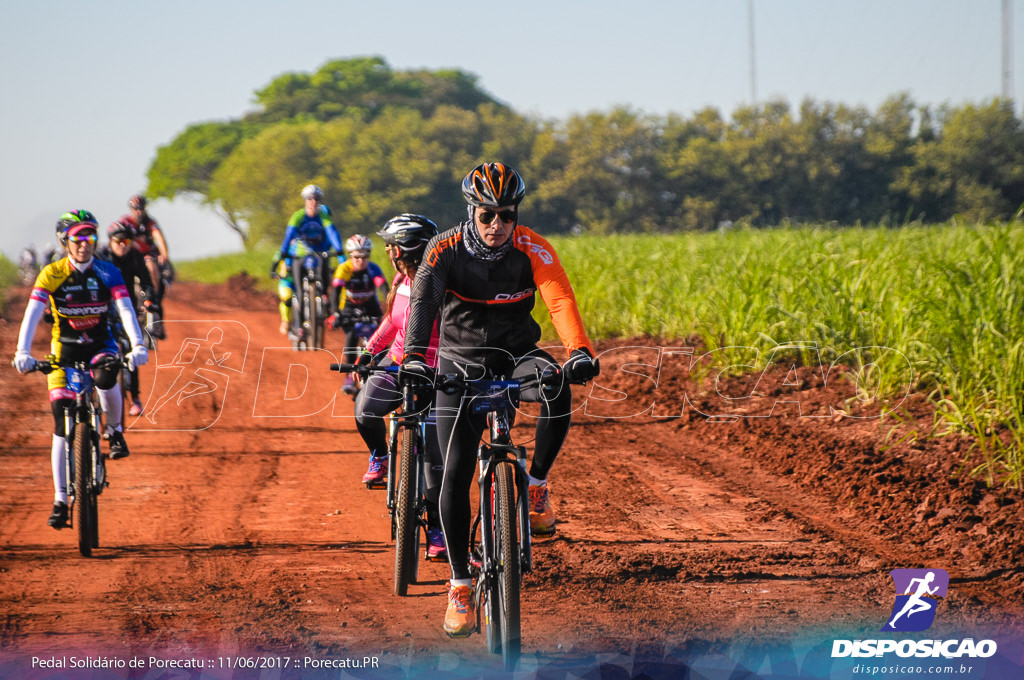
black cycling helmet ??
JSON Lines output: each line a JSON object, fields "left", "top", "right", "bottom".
{"left": 378, "top": 214, "right": 437, "bottom": 266}
{"left": 56, "top": 210, "right": 99, "bottom": 242}
{"left": 127, "top": 193, "right": 147, "bottom": 210}
{"left": 461, "top": 162, "right": 526, "bottom": 208}
{"left": 377, "top": 213, "right": 437, "bottom": 254}
{"left": 108, "top": 218, "right": 135, "bottom": 241}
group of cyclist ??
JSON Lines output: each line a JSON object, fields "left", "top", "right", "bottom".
{"left": 12, "top": 163, "right": 599, "bottom": 642}
{"left": 274, "top": 164, "right": 600, "bottom": 637}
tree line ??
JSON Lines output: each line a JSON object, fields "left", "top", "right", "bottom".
{"left": 147, "top": 57, "right": 1024, "bottom": 248}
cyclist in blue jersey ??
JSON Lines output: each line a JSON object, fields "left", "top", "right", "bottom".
{"left": 271, "top": 184, "right": 345, "bottom": 334}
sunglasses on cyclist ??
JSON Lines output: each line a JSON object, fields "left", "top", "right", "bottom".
{"left": 111, "top": 236, "right": 132, "bottom": 245}
{"left": 477, "top": 209, "right": 517, "bottom": 225}
{"left": 67, "top": 232, "right": 98, "bottom": 244}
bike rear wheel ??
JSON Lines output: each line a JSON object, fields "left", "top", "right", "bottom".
{"left": 73, "top": 422, "right": 96, "bottom": 557}
{"left": 494, "top": 463, "right": 522, "bottom": 670}
{"left": 393, "top": 428, "right": 420, "bottom": 596}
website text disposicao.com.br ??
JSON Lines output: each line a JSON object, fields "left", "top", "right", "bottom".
{"left": 848, "top": 662, "right": 979, "bottom": 676}
{"left": 834, "top": 638, "right": 997, "bottom": 676}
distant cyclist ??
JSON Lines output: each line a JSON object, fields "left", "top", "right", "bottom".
{"left": 122, "top": 194, "right": 171, "bottom": 338}
{"left": 271, "top": 184, "right": 344, "bottom": 335}
{"left": 12, "top": 211, "right": 149, "bottom": 529}
{"left": 329, "top": 234, "right": 388, "bottom": 393}
{"left": 401, "top": 163, "right": 599, "bottom": 637}
{"left": 18, "top": 246, "right": 39, "bottom": 285}
{"left": 352, "top": 214, "right": 446, "bottom": 559}
{"left": 96, "top": 218, "right": 158, "bottom": 417}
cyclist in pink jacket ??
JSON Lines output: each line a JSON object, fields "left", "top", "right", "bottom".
{"left": 352, "top": 214, "right": 445, "bottom": 560}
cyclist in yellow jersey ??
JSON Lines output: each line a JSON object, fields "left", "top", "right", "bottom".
{"left": 328, "top": 234, "right": 388, "bottom": 393}
{"left": 12, "top": 211, "right": 149, "bottom": 529}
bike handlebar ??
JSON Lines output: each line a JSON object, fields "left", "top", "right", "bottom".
{"left": 26, "top": 354, "right": 129, "bottom": 375}
{"left": 328, "top": 360, "right": 589, "bottom": 389}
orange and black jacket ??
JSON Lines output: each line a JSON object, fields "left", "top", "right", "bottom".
{"left": 404, "top": 223, "right": 593, "bottom": 365}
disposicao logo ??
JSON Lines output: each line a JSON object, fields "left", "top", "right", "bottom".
{"left": 831, "top": 567, "right": 998, "bottom": 660}
{"left": 882, "top": 568, "right": 948, "bottom": 632}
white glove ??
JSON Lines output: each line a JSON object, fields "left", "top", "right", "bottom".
{"left": 128, "top": 345, "right": 149, "bottom": 371}
{"left": 13, "top": 351, "right": 36, "bottom": 374}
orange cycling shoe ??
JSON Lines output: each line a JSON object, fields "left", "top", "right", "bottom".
{"left": 443, "top": 583, "right": 475, "bottom": 638}
{"left": 529, "top": 483, "right": 557, "bottom": 537}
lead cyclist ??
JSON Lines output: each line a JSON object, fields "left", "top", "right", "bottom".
{"left": 399, "top": 163, "right": 600, "bottom": 637}
{"left": 12, "top": 211, "right": 149, "bottom": 529}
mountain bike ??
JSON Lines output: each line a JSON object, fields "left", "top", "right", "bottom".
{"left": 437, "top": 366, "right": 564, "bottom": 672}
{"left": 30, "top": 355, "right": 125, "bottom": 557}
{"left": 330, "top": 361, "right": 432, "bottom": 596}
{"left": 290, "top": 241, "right": 331, "bottom": 351}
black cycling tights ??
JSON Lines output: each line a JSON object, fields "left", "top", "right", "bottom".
{"left": 435, "top": 349, "right": 574, "bottom": 580}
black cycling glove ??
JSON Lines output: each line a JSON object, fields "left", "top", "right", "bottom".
{"left": 562, "top": 347, "right": 600, "bottom": 383}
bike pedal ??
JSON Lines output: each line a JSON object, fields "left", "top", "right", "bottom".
{"left": 365, "top": 481, "right": 387, "bottom": 490}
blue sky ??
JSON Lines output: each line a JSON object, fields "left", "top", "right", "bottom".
{"left": 0, "top": 0, "right": 1014, "bottom": 261}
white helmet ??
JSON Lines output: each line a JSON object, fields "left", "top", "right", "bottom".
{"left": 301, "top": 184, "right": 324, "bottom": 201}
{"left": 345, "top": 234, "right": 373, "bottom": 255}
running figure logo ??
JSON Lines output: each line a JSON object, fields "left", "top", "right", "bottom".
{"left": 882, "top": 568, "right": 949, "bottom": 632}
{"left": 133, "top": 321, "right": 248, "bottom": 431}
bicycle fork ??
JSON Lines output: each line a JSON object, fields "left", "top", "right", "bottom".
{"left": 476, "top": 443, "right": 534, "bottom": 579}
{"left": 386, "top": 416, "right": 427, "bottom": 534}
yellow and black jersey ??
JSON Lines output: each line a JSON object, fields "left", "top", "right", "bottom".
{"left": 30, "top": 258, "right": 130, "bottom": 346}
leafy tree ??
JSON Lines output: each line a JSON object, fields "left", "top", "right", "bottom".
{"left": 248, "top": 56, "right": 504, "bottom": 125}
{"left": 147, "top": 57, "right": 507, "bottom": 248}
{"left": 149, "top": 56, "right": 1024, "bottom": 248}
{"left": 540, "top": 107, "right": 665, "bottom": 234}
{"left": 208, "top": 121, "right": 330, "bottom": 246}
{"left": 938, "top": 99, "right": 1024, "bottom": 221}
{"left": 146, "top": 120, "right": 256, "bottom": 244}
{"left": 659, "top": 108, "right": 734, "bottom": 230}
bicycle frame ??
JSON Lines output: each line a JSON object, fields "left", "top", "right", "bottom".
{"left": 384, "top": 375, "right": 428, "bottom": 519}
{"left": 62, "top": 364, "right": 106, "bottom": 500}
{"left": 31, "top": 355, "right": 120, "bottom": 556}
{"left": 472, "top": 380, "right": 533, "bottom": 578}
{"left": 290, "top": 244, "right": 331, "bottom": 351}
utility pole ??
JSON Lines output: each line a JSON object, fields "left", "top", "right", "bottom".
{"left": 749, "top": 0, "right": 758, "bottom": 105}
{"left": 1003, "top": 0, "right": 1013, "bottom": 102}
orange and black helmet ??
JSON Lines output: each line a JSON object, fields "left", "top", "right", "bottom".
{"left": 461, "top": 162, "right": 526, "bottom": 208}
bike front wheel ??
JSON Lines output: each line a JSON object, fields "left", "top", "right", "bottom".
{"left": 72, "top": 422, "right": 96, "bottom": 557}
{"left": 494, "top": 463, "right": 522, "bottom": 670}
{"left": 313, "top": 284, "right": 325, "bottom": 350}
{"left": 393, "top": 427, "right": 420, "bottom": 596}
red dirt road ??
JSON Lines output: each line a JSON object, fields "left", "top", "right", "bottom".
{"left": 1, "top": 278, "right": 1022, "bottom": 678}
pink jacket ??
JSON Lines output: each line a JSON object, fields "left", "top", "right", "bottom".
{"left": 365, "top": 273, "right": 439, "bottom": 367}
